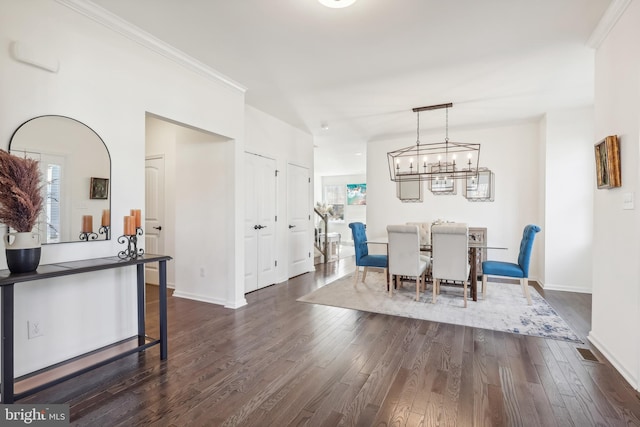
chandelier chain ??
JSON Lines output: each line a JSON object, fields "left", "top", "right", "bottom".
{"left": 416, "top": 111, "right": 420, "bottom": 146}
{"left": 445, "top": 106, "right": 449, "bottom": 143}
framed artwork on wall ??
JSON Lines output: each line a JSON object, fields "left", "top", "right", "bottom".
{"left": 346, "top": 183, "right": 366, "bottom": 205}
{"left": 90, "top": 177, "right": 109, "bottom": 199}
{"left": 594, "top": 135, "right": 621, "bottom": 189}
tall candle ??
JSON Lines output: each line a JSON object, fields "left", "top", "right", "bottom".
{"left": 101, "top": 209, "right": 110, "bottom": 227}
{"left": 130, "top": 209, "right": 142, "bottom": 228}
{"left": 124, "top": 216, "right": 135, "bottom": 236}
{"left": 82, "top": 215, "right": 93, "bottom": 233}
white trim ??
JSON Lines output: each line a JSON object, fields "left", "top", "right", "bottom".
{"left": 541, "top": 283, "right": 592, "bottom": 294}
{"left": 224, "top": 298, "right": 248, "bottom": 309}
{"left": 587, "top": 0, "right": 633, "bottom": 49}
{"left": 172, "top": 290, "right": 247, "bottom": 309}
{"left": 55, "top": 0, "right": 247, "bottom": 93}
{"left": 588, "top": 332, "right": 638, "bottom": 391}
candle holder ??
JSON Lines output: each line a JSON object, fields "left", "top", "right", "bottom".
{"left": 117, "top": 227, "right": 144, "bottom": 259}
{"left": 79, "top": 231, "right": 98, "bottom": 241}
{"left": 99, "top": 225, "right": 110, "bottom": 240}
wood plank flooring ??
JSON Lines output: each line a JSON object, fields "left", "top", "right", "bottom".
{"left": 22, "top": 258, "right": 640, "bottom": 426}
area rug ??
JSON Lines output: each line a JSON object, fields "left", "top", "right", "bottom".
{"left": 298, "top": 272, "right": 582, "bottom": 343}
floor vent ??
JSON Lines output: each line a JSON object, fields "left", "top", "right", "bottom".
{"left": 577, "top": 347, "right": 600, "bottom": 362}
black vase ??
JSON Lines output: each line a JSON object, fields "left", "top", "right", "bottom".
{"left": 6, "top": 247, "right": 41, "bottom": 274}
{"left": 4, "top": 232, "right": 41, "bottom": 274}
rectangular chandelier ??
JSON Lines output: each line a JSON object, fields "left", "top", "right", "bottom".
{"left": 387, "top": 103, "right": 481, "bottom": 183}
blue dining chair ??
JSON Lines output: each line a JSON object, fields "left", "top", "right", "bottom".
{"left": 481, "top": 224, "right": 541, "bottom": 305}
{"left": 349, "top": 222, "right": 388, "bottom": 284}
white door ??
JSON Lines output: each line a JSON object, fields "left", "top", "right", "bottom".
{"left": 145, "top": 156, "right": 165, "bottom": 285}
{"left": 244, "top": 153, "right": 277, "bottom": 292}
{"left": 287, "top": 163, "right": 311, "bottom": 278}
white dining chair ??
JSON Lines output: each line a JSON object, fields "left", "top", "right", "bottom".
{"left": 387, "top": 225, "right": 430, "bottom": 301}
{"left": 431, "top": 223, "right": 470, "bottom": 307}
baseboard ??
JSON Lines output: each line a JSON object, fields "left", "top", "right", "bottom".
{"left": 224, "top": 298, "right": 248, "bottom": 309}
{"left": 172, "top": 290, "right": 229, "bottom": 307}
{"left": 541, "top": 283, "right": 592, "bottom": 294}
{"left": 588, "top": 331, "right": 638, "bottom": 391}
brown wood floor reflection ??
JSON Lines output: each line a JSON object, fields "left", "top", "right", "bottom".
{"left": 23, "top": 258, "right": 640, "bottom": 426}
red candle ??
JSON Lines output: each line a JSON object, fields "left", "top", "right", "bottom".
{"left": 130, "top": 209, "right": 142, "bottom": 228}
{"left": 82, "top": 215, "right": 93, "bottom": 233}
{"left": 101, "top": 209, "right": 110, "bottom": 227}
{"left": 124, "top": 216, "right": 135, "bottom": 236}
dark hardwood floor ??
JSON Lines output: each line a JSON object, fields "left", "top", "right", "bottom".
{"left": 22, "top": 257, "right": 640, "bottom": 426}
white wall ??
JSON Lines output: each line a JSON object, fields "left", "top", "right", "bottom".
{"left": 146, "top": 115, "right": 236, "bottom": 305}
{"left": 245, "top": 105, "right": 314, "bottom": 283}
{"left": 174, "top": 128, "right": 234, "bottom": 304}
{"left": 590, "top": 0, "right": 640, "bottom": 390}
{"left": 542, "top": 108, "right": 594, "bottom": 292}
{"left": 0, "top": 0, "right": 246, "bottom": 374}
{"left": 367, "top": 120, "right": 543, "bottom": 279}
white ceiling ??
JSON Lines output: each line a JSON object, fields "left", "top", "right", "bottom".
{"left": 89, "top": 0, "right": 612, "bottom": 176}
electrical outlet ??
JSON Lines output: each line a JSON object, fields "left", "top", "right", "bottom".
{"left": 28, "top": 320, "right": 44, "bottom": 339}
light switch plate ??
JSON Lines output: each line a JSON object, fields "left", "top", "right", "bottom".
{"left": 623, "top": 192, "right": 634, "bottom": 210}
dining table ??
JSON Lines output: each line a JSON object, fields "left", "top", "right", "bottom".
{"left": 369, "top": 237, "right": 506, "bottom": 302}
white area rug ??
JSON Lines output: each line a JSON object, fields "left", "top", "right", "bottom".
{"left": 298, "top": 271, "right": 582, "bottom": 343}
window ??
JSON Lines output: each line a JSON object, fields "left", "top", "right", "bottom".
{"left": 323, "top": 185, "right": 345, "bottom": 221}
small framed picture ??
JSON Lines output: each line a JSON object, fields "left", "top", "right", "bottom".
{"left": 594, "top": 135, "right": 621, "bottom": 189}
{"left": 90, "top": 177, "right": 109, "bottom": 199}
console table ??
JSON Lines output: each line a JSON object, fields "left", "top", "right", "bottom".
{"left": 0, "top": 254, "right": 171, "bottom": 403}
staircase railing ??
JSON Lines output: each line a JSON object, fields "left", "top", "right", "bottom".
{"left": 314, "top": 208, "right": 329, "bottom": 264}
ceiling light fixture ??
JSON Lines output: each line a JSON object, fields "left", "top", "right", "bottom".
{"left": 318, "top": 0, "right": 358, "bottom": 8}
{"left": 387, "top": 103, "right": 481, "bottom": 184}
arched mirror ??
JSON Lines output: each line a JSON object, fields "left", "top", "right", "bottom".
{"left": 9, "top": 115, "right": 111, "bottom": 244}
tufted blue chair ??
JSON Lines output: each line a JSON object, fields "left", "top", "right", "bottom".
{"left": 481, "top": 224, "right": 541, "bottom": 305}
{"left": 349, "top": 222, "right": 388, "bottom": 284}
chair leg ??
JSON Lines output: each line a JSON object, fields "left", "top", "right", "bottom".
{"left": 353, "top": 267, "right": 359, "bottom": 285}
{"left": 521, "top": 278, "right": 532, "bottom": 305}
{"left": 415, "top": 277, "right": 420, "bottom": 301}
{"left": 463, "top": 280, "right": 468, "bottom": 308}
{"left": 362, "top": 267, "right": 368, "bottom": 283}
{"left": 482, "top": 274, "right": 487, "bottom": 298}
{"left": 432, "top": 278, "right": 438, "bottom": 303}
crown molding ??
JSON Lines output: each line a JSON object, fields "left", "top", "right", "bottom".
{"left": 587, "top": 0, "right": 633, "bottom": 49}
{"left": 55, "top": 0, "right": 247, "bottom": 93}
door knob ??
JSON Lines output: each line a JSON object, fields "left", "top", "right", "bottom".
{"left": 153, "top": 226, "right": 162, "bottom": 231}
{"left": 289, "top": 225, "right": 296, "bottom": 229}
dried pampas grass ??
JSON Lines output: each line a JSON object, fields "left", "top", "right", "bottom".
{"left": 0, "top": 149, "right": 43, "bottom": 232}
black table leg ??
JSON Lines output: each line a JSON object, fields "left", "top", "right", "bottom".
{"left": 1, "top": 284, "right": 15, "bottom": 403}
{"left": 137, "top": 264, "right": 146, "bottom": 346}
{"left": 159, "top": 260, "right": 168, "bottom": 360}
{"left": 470, "top": 247, "right": 478, "bottom": 301}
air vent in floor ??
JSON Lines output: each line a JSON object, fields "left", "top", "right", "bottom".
{"left": 577, "top": 347, "right": 600, "bottom": 362}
